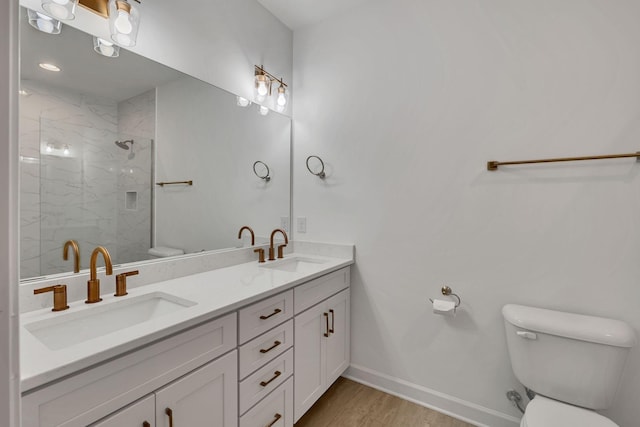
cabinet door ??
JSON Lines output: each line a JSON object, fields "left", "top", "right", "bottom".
{"left": 325, "top": 289, "right": 350, "bottom": 386}
{"left": 155, "top": 350, "right": 238, "bottom": 427}
{"left": 90, "top": 395, "right": 155, "bottom": 427}
{"left": 294, "top": 302, "right": 327, "bottom": 422}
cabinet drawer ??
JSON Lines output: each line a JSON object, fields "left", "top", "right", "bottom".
{"left": 239, "top": 319, "right": 293, "bottom": 380}
{"left": 240, "top": 377, "right": 293, "bottom": 427}
{"left": 89, "top": 395, "right": 155, "bottom": 427}
{"left": 239, "top": 348, "right": 293, "bottom": 415}
{"left": 22, "top": 313, "right": 237, "bottom": 427}
{"left": 294, "top": 268, "right": 350, "bottom": 314}
{"left": 239, "top": 290, "right": 293, "bottom": 344}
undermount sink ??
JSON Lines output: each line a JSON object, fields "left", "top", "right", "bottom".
{"left": 260, "top": 256, "right": 328, "bottom": 273}
{"left": 25, "top": 292, "right": 197, "bottom": 351}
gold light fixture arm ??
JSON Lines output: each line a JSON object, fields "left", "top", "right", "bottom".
{"left": 255, "top": 65, "right": 288, "bottom": 90}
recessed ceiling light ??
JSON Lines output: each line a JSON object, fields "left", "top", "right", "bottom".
{"left": 39, "top": 63, "right": 61, "bottom": 72}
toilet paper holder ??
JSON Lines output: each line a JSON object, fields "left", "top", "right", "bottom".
{"left": 429, "top": 286, "right": 461, "bottom": 308}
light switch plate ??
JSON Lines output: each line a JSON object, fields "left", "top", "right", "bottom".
{"left": 297, "top": 217, "right": 307, "bottom": 233}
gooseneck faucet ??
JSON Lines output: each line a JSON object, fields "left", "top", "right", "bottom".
{"left": 268, "top": 228, "right": 289, "bottom": 261}
{"left": 238, "top": 225, "right": 255, "bottom": 246}
{"left": 63, "top": 240, "right": 80, "bottom": 273}
{"left": 86, "top": 246, "right": 113, "bottom": 304}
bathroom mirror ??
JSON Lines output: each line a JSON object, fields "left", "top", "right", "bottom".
{"left": 19, "top": 8, "right": 291, "bottom": 280}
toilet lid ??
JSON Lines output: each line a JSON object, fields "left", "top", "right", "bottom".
{"left": 523, "top": 396, "right": 619, "bottom": 427}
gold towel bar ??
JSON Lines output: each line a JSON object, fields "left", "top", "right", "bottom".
{"left": 156, "top": 180, "right": 193, "bottom": 187}
{"left": 487, "top": 152, "right": 640, "bottom": 171}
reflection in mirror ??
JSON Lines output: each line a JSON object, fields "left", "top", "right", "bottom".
{"left": 19, "top": 8, "right": 291, "bottom": 280}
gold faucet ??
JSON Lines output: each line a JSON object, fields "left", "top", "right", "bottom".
{"left": 238, "top": 225, "right": 255, "bottom": 246}
{"left": 86, "top": 246, "right": 113, "bottom": 304}
{"left": 63, "top": 240, "right": 80, "bottom": 273}
{"left": 268, "top": 229, "right": 289, "bottom": 261}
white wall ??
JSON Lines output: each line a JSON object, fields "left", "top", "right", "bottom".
{"left": 20, "top": 0, "right": 293, "bottom": 110}
{"left": 155, "top": 76, "right": 291, "bottom": 253}
{"left": 0, "top": 0, "right": 20, "bottom": 425}
{"left": 292, "top": 1, "right": 640, "bottom": 426}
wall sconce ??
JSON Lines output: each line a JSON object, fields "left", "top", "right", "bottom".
{"left": 42, "top": 0, "right": 78, "bottom": 20}
{"left": 254, "top": 65, "right": 289, "bottom": 113}
{"left": 27, "top": 9, "right": 62, "bottom": 34}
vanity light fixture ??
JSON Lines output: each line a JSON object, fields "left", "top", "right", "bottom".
{"left": 42, "top": 0, "right": 78, "bottom": 21}
{"left": 27, "top": 9, "right": 62, "bottom": 34}
{"left": 63, "top": 145, "right": 71, "bottom": 156}
{"left": 108, "top": 0, "right": 140, "bottom": 47}
{"left": 93, "top": 37, "right": 120, "bottom": 57}
{"left": 45, "top": 143, "right": 54, "bottom": 153}
{"left": 254, "top": 65, "right": 289, "bottom": 113}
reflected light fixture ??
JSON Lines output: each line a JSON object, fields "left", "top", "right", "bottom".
{"left": 93, "top": 37, "right": 120, "bottom": 57}
{"left": 254, "top": 65, "right": 289, "bottom": 113}
{"left": 63, "top": 145, "right": 71, "bottom": 156}
{"left": 27, "top": 9, "right": 62, "bottom": 34}
{"left": 39, "top": 62, "right": 61, "bottom": 72}
{"left": 259, "top": 105, "right": 270, "bottom": 116}
{"left": 41, "top": 0, "right": 78, "bottom": 20}
{"left": 236, "top": 96, "right": 251, "bottom": 107}
{"left": 45, "top": 143, "right": 54, "bottom": 153}
{"left": 108, "top": 0, "right": 140, "bottom": 47}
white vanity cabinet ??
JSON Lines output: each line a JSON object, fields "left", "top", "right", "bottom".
{"left": 294, "top": 269, "right": 351, "bottom": 422}
{"left": 22, "top": 264, "right": 352, "bottom": 427}
{"left": 22, "top": 313, "right": 237, "bottom": 427}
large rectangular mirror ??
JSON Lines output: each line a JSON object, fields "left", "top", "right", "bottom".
{"left": 19, "top": 8, "right": 291, "bottom": 280}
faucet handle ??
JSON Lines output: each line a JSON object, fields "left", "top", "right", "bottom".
{"left": 254, "top": 248, "right": 265, "bottom": 263}
{"left": 277, "top": 244, "right": 287, "bottom": 259}
{"left": 115, "top": 270, "right": 139, "bottom": 297}
{"left": 34, "top": 284, "right": 69, "bottom": 312}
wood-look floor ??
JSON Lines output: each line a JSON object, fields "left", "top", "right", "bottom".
{"left": 294, "top": 377, "right": 475, "bottom": 427}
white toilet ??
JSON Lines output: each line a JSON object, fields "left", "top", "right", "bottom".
{"left": 502, "top": 304, "right": 636, "bottom": 427}
{"left": 148, "top": 246, "right": 184, "bottom": 259}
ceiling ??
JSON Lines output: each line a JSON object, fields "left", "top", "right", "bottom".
{"left": 20, "top": 9, "right": 183, "bottom": 102}
{"left": 256, "top": 0, "right": 372, "bottom": 30}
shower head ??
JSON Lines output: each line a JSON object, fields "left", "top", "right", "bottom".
{"left": 115, "top": 140, "right": 134, "bottom": 150}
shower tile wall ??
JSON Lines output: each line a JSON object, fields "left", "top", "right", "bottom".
{"left": 19, "top": 81, "right": 154, "bottom": 278}
{"left": 116, "top": 90, "right": 155, "bottom": 264}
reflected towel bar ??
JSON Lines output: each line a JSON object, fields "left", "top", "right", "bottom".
{"left": 487, "top": 152, "right": 640, "bottom": 171}
{"left": 156, "top": 180, "right": 193, "bottom": 187}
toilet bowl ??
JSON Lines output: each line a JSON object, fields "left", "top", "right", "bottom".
{"left": 148, "top": 246, "right": 184, "bottom": 259}
{"left": 502, "top": 304, "right": 636, "bottom": 427}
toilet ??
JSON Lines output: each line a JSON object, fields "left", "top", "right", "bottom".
{"left": 502, "top": 304, "right": 636, "bottom": 427}
{"left": 147, "top": 246, "right": 184, "bottom": 259}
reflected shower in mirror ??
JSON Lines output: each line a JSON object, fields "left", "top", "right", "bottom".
{"left": 19, "top": 7, "right": 291, "bottom": 280}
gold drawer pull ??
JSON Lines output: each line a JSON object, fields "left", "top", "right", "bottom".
{"left": 260, "top": 308, "right": 282, "bottom": 320}
{"left": 260, "top": 340, "right": 282, "bottom": 354}
{"left": 165, "top": 408, "right": 174, "bottom": 427}
{"left": 143, "top": 422, "right": 151, "bottom": 427}
{"left": 323, "top": 312, "right": 329, "bottom": 337}
{"left": 329, "top": 309, "right": 335, "bottom": 334}
{"left": 266, "top": 413, "right": 282, "bottom": 427}
{"left": 260, "top": 370, "right": 282, "bottom": 387}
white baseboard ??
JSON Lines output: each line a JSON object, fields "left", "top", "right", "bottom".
{"left": 344, "top": 364, "right": 521, "bottom": 427}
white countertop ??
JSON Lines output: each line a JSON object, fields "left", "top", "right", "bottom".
{"left": 20, "top": 253, "right": 353, "bottom": 391}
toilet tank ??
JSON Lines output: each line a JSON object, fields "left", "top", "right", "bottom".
{"left": 502, "top": 304, "right": 636, "bottom": 410}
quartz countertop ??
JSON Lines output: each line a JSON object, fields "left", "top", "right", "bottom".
{"left": 20, "top": 252, "right": 353, "bottom": 392}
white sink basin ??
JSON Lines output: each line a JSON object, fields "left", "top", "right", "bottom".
{"left": 25, "top": 292, "right": 197, "bottom": 350}
{"left": 260, "top": 256, "right": 328, "bottom": 273}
